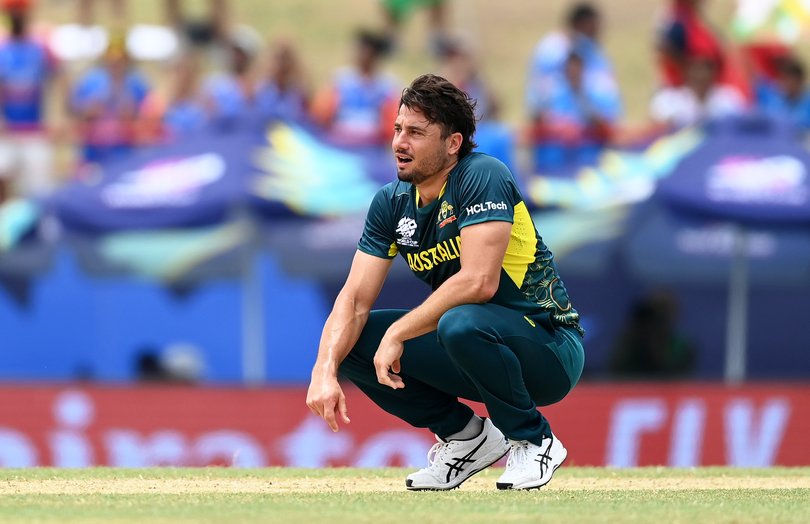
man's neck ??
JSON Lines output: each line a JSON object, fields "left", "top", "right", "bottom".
{"left": 415, "top": 158, "right": 459, "bottom": 207}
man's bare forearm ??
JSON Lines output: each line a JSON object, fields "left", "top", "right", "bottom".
{"left": 312, "top": 292, "right": 370, "bottom": 379}
{"left": 385, "top": 269, "right": 496, "bottom": 343}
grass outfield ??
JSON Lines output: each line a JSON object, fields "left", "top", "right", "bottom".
{"left": 0, "top": 468, "right": 808, "bottom": 523}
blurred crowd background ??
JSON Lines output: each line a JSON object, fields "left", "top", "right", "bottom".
{"left": 1, "top": 0, "right": 809, "bottom": 386}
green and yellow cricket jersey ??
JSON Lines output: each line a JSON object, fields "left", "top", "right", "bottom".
{"left": 358, "top": 152, "right": 582, "bottom": 335}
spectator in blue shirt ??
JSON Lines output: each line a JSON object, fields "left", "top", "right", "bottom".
{"left": 136, "top": 52, "right": 208, "bottom": 143}
{"left": 526, "top": 3, "right": 621, "bottom": 126}
{"left": 526, "top": 3, "right": 621, "bottom": 172}
{"left": 755, "top": 56, "right": 810, "bottom": 132}
{"left": 70, "top": 34, "right": 150, "bottom": 164}
{"left": 254, "top": 38, "right": 311, "bottom": 126}
{"left": 200, "top": 30, "right": 259, "bottom": 130}
{"left": 530, "top": 52, "right": 620, "bottom": 171}
{"left": 0, "top": 1, "right": 59, "bottom": 201}
{"left": 311, "top": 29, "right": 399, "bottom": 147}
{"left": 438, "top": 37, "right": 516, "bottom": 174}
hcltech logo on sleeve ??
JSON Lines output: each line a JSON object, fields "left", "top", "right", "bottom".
{"left": 466, "top": 201, "right": 508, "bottom": 215}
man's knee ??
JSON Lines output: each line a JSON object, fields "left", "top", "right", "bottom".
{"left": 437, "top": 305, "right": 486, "bottom": 357}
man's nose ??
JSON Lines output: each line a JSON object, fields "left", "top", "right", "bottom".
{"left": 392, "top": 132, "right": 407, "bottom": 151}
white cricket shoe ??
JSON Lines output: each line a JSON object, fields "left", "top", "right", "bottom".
{"left": 406, "top": 418, "right": 509, "bottom": 491}
{"left": 496, "top": 434, "right": 567, "bottom": 490}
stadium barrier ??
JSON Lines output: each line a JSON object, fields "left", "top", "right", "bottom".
{"left": 0, "top": 383, "right": 806, "bottom": 467}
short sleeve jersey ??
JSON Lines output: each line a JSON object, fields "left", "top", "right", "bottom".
{"left": 358, "top": 152, "right": 582, "bottom": 334}
{"left": 0, "top": 38, "right": 54, "bottom": 129}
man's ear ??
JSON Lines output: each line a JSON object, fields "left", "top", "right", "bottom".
{"left": 446, "top": 132, "right": 463, "bottom": 156}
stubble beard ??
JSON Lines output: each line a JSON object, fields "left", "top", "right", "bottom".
{"left": 396, "top": 149, "right": 450, "bottom": 186}
{"left": 397, "top": 168, "right": 428, "bottom": 185}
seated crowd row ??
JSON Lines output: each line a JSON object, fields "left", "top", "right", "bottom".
{"left": 1, "top": 0, "right": 809, "bottom": 203}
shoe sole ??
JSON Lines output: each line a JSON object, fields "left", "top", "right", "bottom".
{"left": 495, "top": 447, "right": 567, "bottom": 491}
{"left": 405, "top": 448, "right": 509, "bottom": 491}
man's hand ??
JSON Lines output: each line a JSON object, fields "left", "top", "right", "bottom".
{"left": 306, "top": 375, "right": 350, "bottom": 432}
{"left": 374, "top": 333, "right": 405, "bottom": 389}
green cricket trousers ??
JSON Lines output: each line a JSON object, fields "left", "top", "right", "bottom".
{"left": 338, "top": 303, "right": 585, "bottom": 445}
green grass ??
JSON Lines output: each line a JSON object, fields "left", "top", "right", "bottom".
{"left": 0, "top": 468, "right": 808, "bottom": 523}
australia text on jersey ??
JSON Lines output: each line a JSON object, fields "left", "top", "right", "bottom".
{"left": 406, "top": 236, "right": 462, "bottom": 272}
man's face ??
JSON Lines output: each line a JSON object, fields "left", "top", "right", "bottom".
{"left": 686, "top": 58, "right": 717, "bottom": 92}
{"left": 356, "top": 43, "right": 378, "bottom": 74}
{"left": 777, "top": 72, "right": 803, "bottom": 99}
{"left": 392, "top": 105, "right": 456, "bottom": 185}
{"left": 575, "top": 16, "right": 599, "bottom": 41}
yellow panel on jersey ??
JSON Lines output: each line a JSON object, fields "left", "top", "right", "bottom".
{"left": 388, "top": 242, "right": 398, "bottom": 257}
{"left": 502, "top": 201, "right": 538, "bottom": 288}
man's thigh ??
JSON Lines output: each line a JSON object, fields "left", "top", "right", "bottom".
{"left": 440, "top": 303, "right": 580, "bottom": 405}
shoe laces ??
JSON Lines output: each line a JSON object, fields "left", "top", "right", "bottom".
{"left": 506, "top": 439, "right": 553, "bottom": 474}
{"left": 505, "top": 440, "right": 532, "bottom": 472}
{"left": 424, "top": 438, "right": 460, "bottom": 472}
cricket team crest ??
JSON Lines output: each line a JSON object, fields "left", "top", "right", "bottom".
{"left": 437, "top": 201, "right": 457, "bottom": 228}
{"left": 396, "top": 217, "right": 419, "bottom": 247}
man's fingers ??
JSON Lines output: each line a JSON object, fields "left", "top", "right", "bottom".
{"left": 322, "top": 405, "right": 339, "bottom": 432}
{"left": 388, "top": 372, "right": 405, "bottom": 389}
{"left": 391, "top": 359, "right": 401, "bottom": 374}
{"left": 305, "top": 397, "right": 322, "bottom": 417}
{"left": 376, "top": 370, "right": 405, "bottom": 390}
{"left": 374, "top": 359, "right": 388, "bottom": 384}
{"left": 338, "top": 395, "right": 350, "bottom": 424}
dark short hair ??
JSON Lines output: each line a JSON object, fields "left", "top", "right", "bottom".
{"left": 355, "top": 28, "right": 392, "bottom": 57}
{"left": 778, "top": 56, "right": 806, "bottom": 82}
{"left": 399, "top": 74, "right": 478, "bottom": 158}
{"left": 567, "top": 3, "right": 598, "bottom": 28}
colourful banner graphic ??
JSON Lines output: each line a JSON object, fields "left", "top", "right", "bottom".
{"left": 0, "top": 384, "right": 807, "bottom": 468}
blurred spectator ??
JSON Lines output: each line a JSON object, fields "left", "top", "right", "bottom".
{"left": 658, "top": 0, "right": 724, "bottom": 86}
{"left": 0, "top": 0, "right": 60, "bottom": 202}
{"left": 530, "top": 51, "right": 619, "bottom": 171}
{"left": 379, "top": 0, "right": 449, "bottom": 55}
{"left": 200, "top": 31, "right": 259, "bottom": 130}
{"left": 310, "top": 28, "right": 399, "bottom": 147}
{"left": 609, "top": 290, "right": 696, "bottom": 379}
{"left": 437, "top": 37, "right": 516, "bottom": 172}
{"left": 166, "top": 0, "right": 228, "bottom": 51}
{"left": 438, "top": 37, "right": 496, "bottom": 122}
{"left": 755, "top": 56, "right": 810, "bottom": 131}
{"left": 650, "top": 55, "right": 747, "bottom": 130}
{"left": 526, "top": 3, "right": 621, "bottom": 171}
{"left": 526, "top": 2, "right": 621, "bottom": 118}
{"left": 139, "top": 52, "right": 208, "bottom": 141}
{"left": 164, "top": 53, "right": 207, "bottom": 137}
{"left": 657, "top": 0, "right": 749, "bottom": 95}
{"left": 69, "top": 32, "right": 150, "bottom": 164}
{"left": 255, "top": 37, "right": 311, "bottom": 125}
